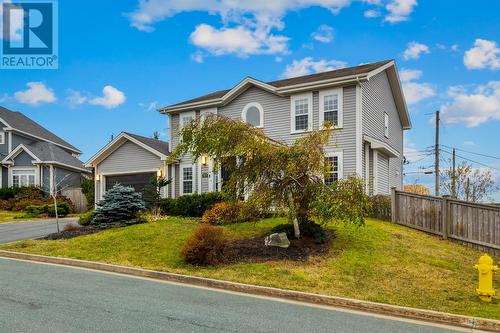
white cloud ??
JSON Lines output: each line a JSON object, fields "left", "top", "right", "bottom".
{"left": 463, "top": 39, "right": 500, "bottom": 70}
{"left": 399, "top": 68, "right": 422, "bottom": 82}
{"left": 139, "top": 101, "right": 158, "bottom": 112}
{"left": 89, "top": 85, "right": 126, "bottom": 109}
{"left": 441, "top": 81, "right": 500, "bottom": 127}
{"left": 385, "top": 0, "right": 417, "bottom": 23}
{"left": 403, "top": 41, "right": 429, "bottom": 60}
{"left": 399, "top": 68, "right": 435, "bottom": 105}
{"left": 463, "top": 141, "right": 475, "bottom": 146}
{"left": 364, "top": 9, "right": 381, "bottom": 18}
{"left": 14, "top": 82, "right": 56, "bottom": 105}
{"left": 66, "top": 89, "right": 87, "bottom": 106}
{"left": 190, "top": 51, "right": 204, "bottom": 63}
{"left": 190, "top": 23, "right": 288, "bottom": 57}
{"left": 282, "top": 57, "right": 347, "bottom": 78}
{"left": 311, "top": 24, "right": 334, "bottom": 43}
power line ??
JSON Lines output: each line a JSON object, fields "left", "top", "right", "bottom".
{"left": 439, "top": 148, "right": 500, "bottom": 172}
{"left": 440, "top": 144, "right": 500, "bottom": 160}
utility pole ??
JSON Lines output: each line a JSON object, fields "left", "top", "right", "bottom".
{"left": 434, "top": 110, "right": 440, "bottom": 196}
{"left": 451, "top": 148, "right": 456, "bottom": 199}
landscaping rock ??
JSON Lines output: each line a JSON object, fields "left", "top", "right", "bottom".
{"left": 264, "top": 232, "right": 290, "bottom": 248}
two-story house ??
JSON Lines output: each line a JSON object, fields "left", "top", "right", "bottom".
{"left": 159, "top": 60, "right": 411, "bottom": 198}
{"left": 0, "top": 106, "right": 90, "bottom": 193}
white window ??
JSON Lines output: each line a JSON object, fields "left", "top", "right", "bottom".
{"left": 291, "top": 93, "right": 312, "bottom": 133}
{"left": 384, "top": 113, "right": 389, "bottom": 138}
{"left": 324, "top": 152, "right": 343, "bottom": 186}
{"left": 0, "top": 132, "right": 4, "bottom": 145}
{"left": 319, "top": 88, "right": 343, "bottom": 128}
{"left": 12, "top": 169, "right": 36, "bottom": 187}
{"left": 242, "top": 102, "right": 263, "bottom": 128}
{"left": 181, "top": 166, "right": 193, "bottom": 194}
{"left": 180, "top": 111, "right": 196, "bottom": 131}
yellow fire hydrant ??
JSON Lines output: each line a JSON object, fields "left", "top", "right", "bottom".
{"left": 474, "top": 254, "right": 499, "bottom": 302}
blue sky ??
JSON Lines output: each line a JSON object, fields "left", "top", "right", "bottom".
{"left": 1, "top": 0, "right": 499, "bottom": 199}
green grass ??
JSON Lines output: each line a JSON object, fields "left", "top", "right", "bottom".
{"left": 0, "top": 210, "right": 37, "bottom": 223}
{"left": 1, "top": 217, "right": 499, "bottom": 320}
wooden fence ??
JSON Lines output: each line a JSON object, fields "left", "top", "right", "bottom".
{"left": 61, "top": 188, "right": 88, "bottom": 213}
{"left": 391, "top": 188, "right": 500, "bottom": 255}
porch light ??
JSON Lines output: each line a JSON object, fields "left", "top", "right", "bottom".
{"left": 201, "top": 155, "right": 208, "bottom": 166}
{"left": 157, "top": 169, "right": 164, "bottom": 177}
{"left": 95, "top": 174, "right": 100, "bottom": 181}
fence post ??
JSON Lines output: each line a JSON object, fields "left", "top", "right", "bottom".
{"left": 391, "top": 187, "right": 397, "bottom": 224}
{"left": 442, "top": 197, "right": 449, "bottom": 239}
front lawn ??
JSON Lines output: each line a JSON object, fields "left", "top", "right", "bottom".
{"left": 0, "top": 210, "right": 37, "bottom": 223}
{"left": 1, "top": 217, "right": 498, "bottom": 320}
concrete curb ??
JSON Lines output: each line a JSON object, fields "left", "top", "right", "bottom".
{"left": 0, "top": 250, "right": 498, "bottom": 332}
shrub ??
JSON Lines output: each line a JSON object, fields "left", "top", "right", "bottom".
{"left": 367, "top": 195, "right": 391, "bottom": 221}
{"left": 48, "top": 202, "right": 71, "bottom": 217}
{"left": 12, "top": 198, "right": 47, "bottom": 211}
{"left": 81, "top": 178, "right": 95, "bottom": 211}
{"left": 201, "top": 201, "right": 260, "bottom": 225}
{"left": 0, "top": 187, "right": 22, "bottom": 200}
{"left": 78, "top": 209, "right": 95, "bottom": 226}
{"left": 271, "top": 221, "right": 328, "bottom": 244}
{"left": 182, "top": 224, "right": 231, "bottom": 266}
{"left": 91, "top": 184, "right": 146, "bottom": 228}
{"left": 159, "top": 192, "right": 225, "bottom": 217}
{"left": 25, "top": 205, "right": 48, "bottom": 216}
{"left": 63, "top": 223, "right": 80, "bottom": 232}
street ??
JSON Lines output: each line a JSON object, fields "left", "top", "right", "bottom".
{"left": 0, "top": 218, "right": 78, "bottom": 244}
{"left": 0, "top": 258, "right": 465, "bottom": 333}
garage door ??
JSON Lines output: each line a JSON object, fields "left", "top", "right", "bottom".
{"left": 105, "top": 172, "right": 156, "bottom": 195}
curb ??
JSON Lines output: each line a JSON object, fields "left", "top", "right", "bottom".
{"left": 0, "top": 250, "right": 498, "bottom": 332}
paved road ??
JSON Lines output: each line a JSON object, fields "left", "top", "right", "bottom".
{"left": 0, "top": 258, "right": 465, "bottom": 333}
{"left": 0, "top": 218, "right": 78, "bottom": 244}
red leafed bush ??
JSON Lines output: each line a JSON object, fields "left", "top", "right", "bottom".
{"left": 182, "top": 224, "right": 231, "bottom": 266}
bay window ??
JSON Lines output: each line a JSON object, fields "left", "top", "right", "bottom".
{"left": 12, "top": 169, "right": 36, "bottom": 187}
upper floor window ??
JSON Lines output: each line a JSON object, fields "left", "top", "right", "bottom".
{"left": 291, "top": 93, "right": 312, "bottom": 133}
{"left": 242, "top": 102, "right": 263, "bottom": 128}
{"left": 180, "top": 111, "right": 196, "bottom": 131}
{"left": 0, "top": 132, "right": 4, "bottom": 145}
{"left": 319, "top": 88, "right": 343, "bottom": 128}
{"left": 384, "top": 113, "right": 389, "bottom": 138}
{"left": 324, "top": 152, "right": 343, "bottom": 186}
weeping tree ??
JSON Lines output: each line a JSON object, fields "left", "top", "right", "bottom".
{"left": 169, "top": 115, "right": 368, "bottom": 238}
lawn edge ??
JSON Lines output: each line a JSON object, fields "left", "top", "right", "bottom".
{"left": 0, "top": 250, "right": 498, "bottom": 331}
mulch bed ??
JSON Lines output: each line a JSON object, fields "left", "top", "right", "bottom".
{"left": 41, "top": 226, "right": 100, "bottom": 240}
{"left": 227, "top": 230, "right": 334, "bottom": 262}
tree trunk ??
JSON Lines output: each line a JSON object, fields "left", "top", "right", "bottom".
{"left": 287, "top": 191, "right": 301, "bottom": 238}
{"left": 53, "top": 195, "right": 60, "bottom": 233}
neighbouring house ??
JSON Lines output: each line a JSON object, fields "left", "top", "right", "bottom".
{"left": 85, "top": 132, "right": 169, "bottom": 205}
{"left": 0, "top": 106, "right": 90, "bottom": 193}
{"left": 159, "top": 60, "right": 411, "bottom": 197}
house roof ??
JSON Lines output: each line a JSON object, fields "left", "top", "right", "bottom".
{"left": 85, "top": 132, "right": 169, "bottom": 167}
{"left": 0, "top": 106, "right": 81, "bottom": 154}
{"left": 1, "top": 142, "right": 89, "bottom": 172}
{"left": 163, "top": 60, "right": 392, "bottom": 109}
{"left": 123, "top": 132, "right": 170, "bottom": 156}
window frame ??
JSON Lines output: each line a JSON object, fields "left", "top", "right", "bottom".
{"left": 323, "top": 151, "right": 343, "bottom": 185}
{"left": 290, "top": 92, "right": 313, "bottom": 134}
{"left": 241, "top": 102, "right": 264, "bottom": 128}
{"left": 384, "top": 112, "right": 389, "bottom": 138}
{"left": 180, "top": 164, "right": 194, "bottom": 195}
{"left": 11, "top": 168, "right": 36, "bottom": 188}
{"left": 179, "top": 111, "right": 196, "bottom": 131}
{"left": 0, "top": 132, "right": 5, "bottom": 145}
{"left": 319, "top": 88, "right": 343, "bottom": 129}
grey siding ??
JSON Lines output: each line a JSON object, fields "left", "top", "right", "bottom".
{"left": 42, "top": 165, "right": 51, "bottom": 192}
{"left": 362, "top": 71, "right": 404, "bottom": 190}
{"left": 377, "top": 153, "right": 389, "bottom": 194}
{"left": 97, "top": 141, "right": 162, "bottom": 174}
{"left": 0, "top": 122, "right": 9, "bottom": 155}
{"left": 1, "top": 167, "right": 7, "bottom": 188}
{"left": 55, "top": 167, "right": 81, "bottom": 190}
{"left": 11, "top": 133, "right": 35, "bottom": 148}
{"left": 13, "top": 151, "right": 34, "bottom": 166}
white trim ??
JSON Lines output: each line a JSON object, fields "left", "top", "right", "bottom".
{"left": 33, "top": 161, "right": 91, "bottom": 173}
{"left": 180, "top": 163, "right": 195, "bottom": 195}
{"left": 324, "top": 151, "right": 344, "bottom": 183}
{"left": 179, "top": 111, "right": 196, "bottom": 131}
{"left": 171, "top": 164, "right": 176, "bottom": 198}
{"left": 364, "top": 143, "right": 370, "bottom": 194}
{"left": 355, "top": 85, "right": 363, "bottom": 176}
{"left": 2, "top": 144, "right": 41, "bottom": 164}
{"left": 373, "top": 150, "right": 379, "bottom": 195}
{"left": 85, "top": 132, "right": 168, "bottom": 167}
{"left": 4, "top": 127, "right": 81, "bottom": 154}
{"left": 384, "top": 112, "right": 389, "bottom": 138}
{"left": 49, "top": 165, "right": 54, "bottom": 193}
{"left": 100, "top": 169, "right": 159, "bottom": 176}
{"left": 319, "top": 87, "right": 343, "bottom": 129}
{"left": 241, "top": 102, "right": 264, "bottom": 128}
{"left": 11, "top": 166, "right": 38, "bottom": 188}
{"left": 290, "top": 92, "right": 313, "bottom": 134}
{"left": 366, "top": 60, "right": 395, "bottom": 80}
{"left": 0, "top": 166, "right": 2, "bottom": 188}
{"left": 0, "top": 132, "right": 4, "bottom": 145}
{"left": 197, "top": 158, "right": 202, "bottom": 194}
{"left": 200, "top": 107, "right": 218, "bottom": 121}
{"left": 8, "top": 131, "right": 12, "bottom": 153}
{"left": 364, "top": 135, "right": 400, "bottom": 158}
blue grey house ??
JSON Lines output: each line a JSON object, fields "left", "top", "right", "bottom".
{"left": 159, "top": 60, "right": 411, "bottom": 197}
{"left": 0, "top": 106, "right": 90, "bottom": 193}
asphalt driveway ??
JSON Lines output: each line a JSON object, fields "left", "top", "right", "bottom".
{"left": 0, "top": 217, "right": 78, "bottom": 244}
{"left": 0, "top": 258, "right": 465, "bottom": 333}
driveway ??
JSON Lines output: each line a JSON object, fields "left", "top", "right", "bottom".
{"left": 0, "top": 258, "right": 465, "bottom": 333}
{"left": 0, "top": 217, "right": 78, "bottom": 244}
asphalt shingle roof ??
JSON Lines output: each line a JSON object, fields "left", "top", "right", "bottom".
{"left": 27, "top": 141, "right": 86, "bottom": 170}
{"left": 123, "top": 132, "right": 169, "bottom": 155}
{"left": 0, "top": 107, "right": 81, "bottom": 153}
{"left": 166, "top": 60, "right": 392, "bottom": 109}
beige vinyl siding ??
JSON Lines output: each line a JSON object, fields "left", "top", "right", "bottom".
{"left": 362, "top": 71, "right": 404, "bottom": 190}
{"left": 97, "top": 141, "right": 162, "bottom": 174}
